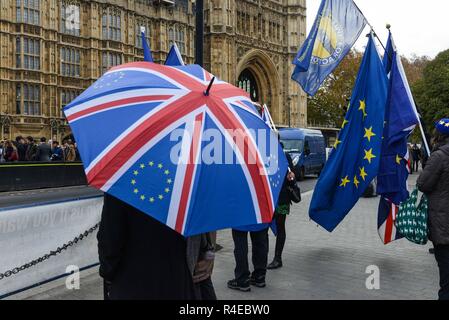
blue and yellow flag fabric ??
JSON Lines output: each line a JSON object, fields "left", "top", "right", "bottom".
{"left": 292, "top": 0, "right": 367, "bottom": 96}
{"left": 309, "top": 35, "right": 388, "bottom": 232}
{"left": 377, "top": 32, "right": 420, "bottom": 244}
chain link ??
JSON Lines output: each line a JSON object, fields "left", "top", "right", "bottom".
{"left": 0, "top": 223, "right": 99, "bottom": 281}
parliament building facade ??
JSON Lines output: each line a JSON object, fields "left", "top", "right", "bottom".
{"left": 0, "top": 0, "right": 307, "bottom": 141}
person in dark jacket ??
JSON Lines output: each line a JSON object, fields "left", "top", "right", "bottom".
{"left": 25, "top": 136, "right": 38, "bottom": 161}
{"left": 417, "top": 118, "right": 449, "bottom": 300}
{"left": 187, "top": 233, "right": 217, "bottom": 300}
{"left": 97, "top": 194, "right": 196, "bottom": 300}
{"left": 268, "top": 150, "right": 296, "bottom": 270}
{"left": 15, "top": 136, "right": 27, "bottom": 161}
{"left": 411, "top": 144, "right": 421, "bottom": 173}
{"left": 35, "top": 137, "right": 52, "bottom": 162}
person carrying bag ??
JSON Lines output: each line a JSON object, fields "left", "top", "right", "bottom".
{"left": 396, "top": 186, "right": 429, "bottom": 245}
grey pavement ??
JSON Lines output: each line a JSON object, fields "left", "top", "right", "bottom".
{"left": 18, "top": 173, "right": 440, "bottom": 300}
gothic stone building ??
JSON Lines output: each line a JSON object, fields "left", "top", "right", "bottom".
{"left": 0, "top": 0, "right": 307, "bottom": 141}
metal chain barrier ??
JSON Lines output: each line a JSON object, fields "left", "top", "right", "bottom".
{"left": 0, "top": 223, "right": 99, "bottom": 281}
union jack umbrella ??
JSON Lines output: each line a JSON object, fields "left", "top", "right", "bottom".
{"left": 64, "top": 62, "right": 288, "bottom": 236}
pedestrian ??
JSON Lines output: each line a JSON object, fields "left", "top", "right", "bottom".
{"left": 35, "top": 137, "right": 52, "bottom": 162}
{"left": 97, "top": 194, "right": 196, "bottom": 300}
{"left": 267, "top": 147, "right": 296, "bottom": 270}
{"left": 187, "top": 233, "right": 217, "bottom": 300}
{"left": 411, "top": 143, "right": 421, "bottom": 173}
{"left": 15, "top": 136, "right": 27, "bottom": 161}
{"left": 4, "top": 140, "right": 19, "bottom": 162}
{"left": 0, "top": 140, "right": 5, "bottom": 163}
{"left": 25, "top": 136, "right": 38, "bottom": 161}
{"left": 74, "top": 142, "right": 81, "bottom": 161}
{"left": 227, "top": 223, "right": 270, "bottom": 292}
{"left": 51, "top": 141, "right": 64, "bottom": 161}
{"left": 417, "top": 118, "right": 449, "bottom": 300}
{"left": 64, "top": 140, "right": 77, "bottom": 162}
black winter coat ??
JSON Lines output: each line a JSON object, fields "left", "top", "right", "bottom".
{"left": 417, "top": 138, "right": 449, "bottom": 245}
{"left": 277, "top": 152, "right": 296, "bottom": 206}
{"left": 97, "top": 194, "right": 196, "bottom": 300}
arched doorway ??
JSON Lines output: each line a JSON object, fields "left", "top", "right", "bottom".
{"left": 238, "top": 69, "right": 259, "bottom": 103}
{"left": 236, "top": 50, "right": 281, "bottom": 123}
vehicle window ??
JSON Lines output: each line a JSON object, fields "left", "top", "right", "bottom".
{"left": 304, "top": 140, "right": 311, "bottom": 154}
{"left": 280, "top": 139, "right": 304, "bottom": 153}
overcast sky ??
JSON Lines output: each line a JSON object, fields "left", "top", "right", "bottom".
{"left": 306, "top": 0, "right": 449, "bottom": 59}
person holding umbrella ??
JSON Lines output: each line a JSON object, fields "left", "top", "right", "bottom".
{"left": 65, "top": 61, "right": 288, "bottom": 299}
{"left": 98, "top": 194, "right": 196, "bottom": 300}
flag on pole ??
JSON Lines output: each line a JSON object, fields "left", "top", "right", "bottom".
{"left": 140, "top": 27, "right": 153, "bottom": 62}
{"left": 377, "top": 32, "right": 420, "bottom": 244}
{"left": 261, "top": 104, "right": 277, "bottom": 132}
{"left": 165, "top": 43, "right": 185, "bottom": 66}
{"left": 292, "top": 0, "right": 367, "bottom": 96}
{"left": 309, "top": 35, "right": 388, "bottom": 232}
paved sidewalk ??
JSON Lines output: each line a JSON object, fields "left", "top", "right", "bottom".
{"left": 21, "top": 174, "right": 439, "bottom": 300}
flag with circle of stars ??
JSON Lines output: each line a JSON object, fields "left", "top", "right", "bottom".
{"left": 309, "top": 35, "right": 389, "bottom": 232}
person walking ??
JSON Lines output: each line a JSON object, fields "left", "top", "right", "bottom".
{"left": 36, "top": 137, "right": 52, "bottom": 162}
{"left": 227, "top": 223, "right": 270, "bottom": 292}
{"left": 97, "top": 194, "right": 196, "bottom": 300}
{"left": 412, "top": 143, "right": 421, "bottom": 173}
{"left": 417, "top": 118, "right": 449, "bottom": 300}
{"left": 267, "top": 150, "right": 296, "bottom": 270}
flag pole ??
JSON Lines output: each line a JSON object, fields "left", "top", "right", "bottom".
{"left": 384, "top": 24, "right": 432, "bottom": 157}
{"left": 264, "top": 104, "right": 278, "bottom": 132}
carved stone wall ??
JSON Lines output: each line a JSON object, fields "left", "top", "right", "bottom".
{"left": 0, "top": 0, "right": 306, "bottom": 140}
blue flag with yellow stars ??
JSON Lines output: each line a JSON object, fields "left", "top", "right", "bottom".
{"left": 309, "top": 35, "right": 388, "bottom": 232}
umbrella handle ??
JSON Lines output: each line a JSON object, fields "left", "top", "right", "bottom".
{"left": 204, "top": 77, "right": 216, "bottom": 96}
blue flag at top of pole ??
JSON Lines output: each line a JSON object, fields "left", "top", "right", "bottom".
{"left": 377, "top": 32, "right": 420, "bottom": 244}
{"left": 292, "top": 0, "right": 367, "bottom": 96}
{"left": 141, "top": 27, "right": 153, "bottom": 62}
{"left": 309, "top": 35, "right": 388, "bottom": 232}
{"left": 165, "top": 43, "right": 185, "bottom": 66}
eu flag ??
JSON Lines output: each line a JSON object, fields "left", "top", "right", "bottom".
{"left": 292, "top": 0, "right": 367, "bottom": 96}
{"left": 309, "top": 35, "right": 388, "bottom": 232}
{"left": 377, "top": 33, "right": 420, "bottom": 244}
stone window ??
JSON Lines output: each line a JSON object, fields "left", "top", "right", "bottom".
{"left": 16, "top": 83, "right": 40, "bottom": 115}
{"left": 16, "top": 0, "right": 40, "bottom": 25}
{"left": 61, "top": 1, "right": 81, "bottom": 36}
{"left": 61, "top": 89, "right": 80, "bottom": 108}
{"left": 102, "top": 8, "right": 121, "bottom": 41}
{"left": 16, "top": 37, "right": 40, "bottom": 70}
{"left": 102, "top": 52, "right": 122, "bottom": 74}
{"left": 60, "top": 47, "right": 81, "bottom": 77}
{"left": 168, "top": 25, "right": 185, "bottom": 55}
